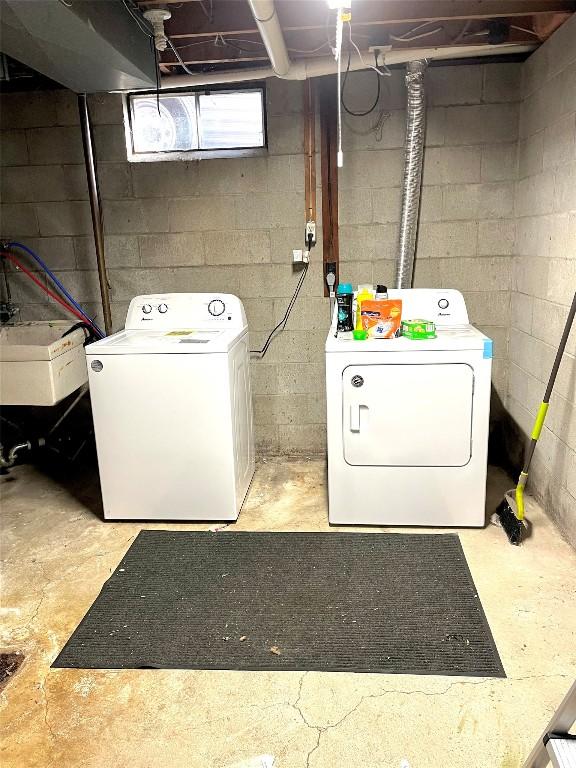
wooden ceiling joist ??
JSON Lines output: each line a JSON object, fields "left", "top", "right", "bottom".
{"left": 163, "top": 28, "right": 544, "bottom": 66}
{"left": 135, "top": 0, "right": 574, "bottom": 68}
{"left": 139, "top": 0, "right": 575, "bottom": 38}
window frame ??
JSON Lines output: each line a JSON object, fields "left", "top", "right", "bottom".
{"left": 122, "top": 82, "right": 268, "bottom": 163}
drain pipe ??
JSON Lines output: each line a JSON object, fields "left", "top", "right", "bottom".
{"left": 78, "top": 94, "right": 112, "bottom": 335}
{"left": 395, "top": 59, "right": 428, "bottom": 289}
{"left": 246, "top": 0, "right": 291, "bottom": 78}
{"left": 0, "top": 439, "right": 45, "bottom": 469}
{"left": 0, "top": 441, "right": 31, "bottom": 468}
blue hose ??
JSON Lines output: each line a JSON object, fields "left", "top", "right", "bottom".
{"left": 6, "top": 241, "right": 105, "bottom": 338}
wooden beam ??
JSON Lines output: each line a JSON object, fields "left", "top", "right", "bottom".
{"left": 277, "top": 0, "right": 576, "bottom": 29}
{"left": 533, "top": 9, "right": 573, "bottom": 34}
{"left": 158, "top": 15, "right": 544, "bottom": 66}
{"left": 383, "top": 21, "right": 544, "bottom": 48}
{"left": 162, "top": 38, "right": 269, "bottom": 65}
{"left": 160, "top": 30, "right": 542, "bottom": 66}
{"left": 161, "top": 27, "right": 542, "bottom": 65}
{"left": 137, "top": 0, "right": 575, "bottom": 40}
{"left": 143, "top": 0, "right": 257, "bottom": 38}
{"left": 318, "top": 76, "right": 339, "bottom": 297}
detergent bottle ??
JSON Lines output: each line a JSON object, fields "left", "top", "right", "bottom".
{"left": 336, "top": 283, "right": 354, "bottom": 332}
{"left": 355, "top": 285, "right": 375, "bottom": 331}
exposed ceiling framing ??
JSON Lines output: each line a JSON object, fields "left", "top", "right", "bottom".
{"left": 134, "top": 0, "right": 575, "bottom": 72}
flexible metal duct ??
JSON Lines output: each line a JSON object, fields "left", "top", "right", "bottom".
{"left": 395, "top": 59, "right": 428, "bottom": 289}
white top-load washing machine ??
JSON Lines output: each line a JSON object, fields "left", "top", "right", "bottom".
{"left": 326, "top": 289, "right": 492, "bottom": 527}
{"left": 86, "top": 293, "right": 255, "bottom": 521}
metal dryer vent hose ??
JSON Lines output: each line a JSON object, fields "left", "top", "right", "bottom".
{"left": 395, "top": 59, "right": 428, "bottom": 289}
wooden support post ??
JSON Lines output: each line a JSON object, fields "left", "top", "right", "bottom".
{"left": 318, "top": 75, "right": 339, "bottom": 297}
{"left": 303, "top": 78, "right": 316, "bottom": 226}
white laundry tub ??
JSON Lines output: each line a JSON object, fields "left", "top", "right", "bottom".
{"left": 0, "top": 321, "right": 88, "bottom": 406}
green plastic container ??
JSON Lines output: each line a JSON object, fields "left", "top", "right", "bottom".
{"left": 401, "top": 319, "right": 437, "bottom": 340}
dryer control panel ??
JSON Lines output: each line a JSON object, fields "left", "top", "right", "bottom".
{"left": 125, "top": 293, "right": 247, "bottom": 330}
{"left": 377, "top": 289, "right": 469, "bottom": 326}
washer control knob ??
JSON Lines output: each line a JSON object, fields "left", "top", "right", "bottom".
{"left": 438, "top": 298, "right": 450, "bottom": 309}
{"left": 158, "top": 303, "right": 168, "bottom": 314}
{"left": 142, "top": 304, "right": 153, "bottom": 314}
{"left": 208, "top": 299, "right": 226, "bottom": 317}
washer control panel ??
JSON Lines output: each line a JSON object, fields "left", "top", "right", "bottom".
{"left": 126, "top": 293, "right": 247, "bottom": 330}
{"left": 208, "top": 299, "right": 226, "bottom": 317}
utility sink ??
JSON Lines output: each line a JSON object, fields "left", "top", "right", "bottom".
{"left": 0, "top": 321, "right": 88, "bottom": 406}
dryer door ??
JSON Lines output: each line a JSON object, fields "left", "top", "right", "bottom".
{"left": 342, "top": 363, "right": 474, "bottom": 466}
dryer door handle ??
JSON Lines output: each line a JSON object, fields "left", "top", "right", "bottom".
{"left": 349, "top": 404, "right": 365, "bottom": 432}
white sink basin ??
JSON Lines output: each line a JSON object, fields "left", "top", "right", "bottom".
{"left": 0, "top": 321, "right": 88, "bottom": 406}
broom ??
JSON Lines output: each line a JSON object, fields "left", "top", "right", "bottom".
{"left": 493, "top": 290, "right": 576, "bottom": 545}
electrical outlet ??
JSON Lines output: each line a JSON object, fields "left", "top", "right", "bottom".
{"left": 325, "top": 262, "right": 337, "bottom": 298}
{"left": 305, "top": 221, "right": 317, "bottom": 245}
{"left": 292, "top": 249, "right": 304, "bottom": 264}
{"left": 368, "top": 44, "right": 392, "bottom": 67}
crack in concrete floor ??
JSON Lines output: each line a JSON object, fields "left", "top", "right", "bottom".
{"left": 1, "top": 458, "right": 575, "bottom": 768}
{"left": 291, "top": 670, "right": 574, "bottom": 767}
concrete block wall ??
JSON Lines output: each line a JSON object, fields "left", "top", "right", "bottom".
{"left": 339, "top": 62, "right": 520, "bottom": 403}
{"left": 0, "top": 62, "right": 519, "bottom": 455}
{"left": 509, "top": 14, "right": 576, "bottom": 546}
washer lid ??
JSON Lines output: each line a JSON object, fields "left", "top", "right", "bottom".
{"left": 85, "top": 327, "right": 245, "bottom": 355}
{"left": 325, "top": 325, "right": 491, "bottom": 353}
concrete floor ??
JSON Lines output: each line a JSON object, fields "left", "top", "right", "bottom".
{"left": 1, "top": 457, "right": 575, "bottom": 768}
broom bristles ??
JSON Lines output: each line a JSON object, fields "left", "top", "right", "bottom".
{"left": 494, "top": 498, "right": 525, "bottom": 545}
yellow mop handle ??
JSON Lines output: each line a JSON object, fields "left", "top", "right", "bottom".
{"left": 531, "top": 402, "right": 549, "bottom": 440}
{"left": 515, "top": 402, "right": 549, "bottom": 521}
{"left": 515, "top": 472, "right": 528, "bottom": 522}
{"left": 515, "top": 292, "right": 576, "bottom": 523}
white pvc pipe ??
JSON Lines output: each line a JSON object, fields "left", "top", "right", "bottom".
{"left": 383, "top": 42, "right": 536, "bottom": 65}
{"left": 160, "top": 43, "right": 536, "bottom": 89}
{"left": 245, "top": 0, "right": 291, "bottom": 78}
{"left": 162, "top": 66, "right": 276, "bottom": 89}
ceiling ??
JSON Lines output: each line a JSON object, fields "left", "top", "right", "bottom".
{"left": 134, "top": 0, "right": 575, "bottom": 74}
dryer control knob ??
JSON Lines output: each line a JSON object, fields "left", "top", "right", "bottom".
{"left": 438, "top": 298, "right": 450, "bottom": 309}
{"left": 158, "top": 303, "right": 168, "bottom": 313}
{"left": 142, "top": 304, "right": 153, "bottom": 314}
{"left": 208, "top": 299, "right": 225, "bottom": 317}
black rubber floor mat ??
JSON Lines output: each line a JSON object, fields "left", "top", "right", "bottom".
{"left": 0, "top": 652, "right": 24, "bottom": 691}
{"left": 53, "top": 531, "right": 505, "bottom": 676}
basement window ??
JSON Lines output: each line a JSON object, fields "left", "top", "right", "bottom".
{"left": 123, "top": 86, "right": 266, "bottom": 162}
